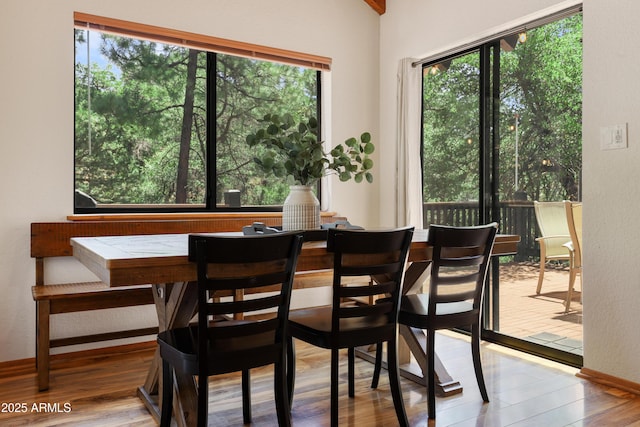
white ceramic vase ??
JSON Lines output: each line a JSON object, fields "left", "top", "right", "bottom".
{"left": 282, "top": 185, "right": 320, "bottom": 231}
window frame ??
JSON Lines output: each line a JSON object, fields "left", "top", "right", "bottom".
{"left": 73, "top": 13, "right": 329, "bottom": 214}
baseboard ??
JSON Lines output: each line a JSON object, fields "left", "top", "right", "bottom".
{"left": 578, "top": 367, "right": 640, "bottom": 396}
{"left": 0, "top": 341, "right": 156, "bottom": 379}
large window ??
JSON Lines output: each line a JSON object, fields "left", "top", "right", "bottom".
{"left": 74, "top": 14, "right": 326, "bottom": 213}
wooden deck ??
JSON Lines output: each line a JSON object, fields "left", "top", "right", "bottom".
{"left": 498, "top": 262, "right": 582, "bottom": 355}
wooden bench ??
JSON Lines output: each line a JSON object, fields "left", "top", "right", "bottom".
{"left": 31, "top": 213, "right": 340, "bottom": 391}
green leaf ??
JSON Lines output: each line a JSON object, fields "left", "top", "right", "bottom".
{"left": 267, "top": 124, "right": 279, "bottom": 135}
{"left": 339, "top": 171, "right": 351, "bottom": 181}
{"left": 360, "top": 132, "right": 371, "bottom": 143}
{"left": 284, "top": 160, "right": 295, "bottom": 173}
{"left": 311, "top": 147, "right": 324, "bottom": 161}
{"left": 345, "top": 137, "right": 357, "bottom": 147}
{"left": 363, "top": 158, "right": 373, "bottom": 170}
{"left": 262, "top": 155, "right": 275, "bottom": 169}
{"left": 365, "top": 172, "right": 373, "bottom": 183}
{"left": 364, "top": 143, "right": 375, "bottom": 154}
{"left": 283, "top": 113, "right": 294, "bottom": 129}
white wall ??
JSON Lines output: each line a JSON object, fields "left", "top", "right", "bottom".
{"left": 0, "top": 0, "right": 380, "bottom": 362}
{"left": 581, "top": 0, "right": 640, "bottom": 383}
{"left": 379, "top": 0, "right": 640, "bottom": 385}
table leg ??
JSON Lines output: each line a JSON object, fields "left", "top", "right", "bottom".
{"left": 398, "top": 326, "right": 462, "bottom": 396}
{"left": 137, "top": 282, "right": 199, "bottom": 426}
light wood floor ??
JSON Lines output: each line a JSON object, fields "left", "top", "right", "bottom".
{"left": 1, "top": 332, "right": 638, "bottom": 427}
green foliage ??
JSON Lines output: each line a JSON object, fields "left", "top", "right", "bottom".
{"left": 499, "top": 14, "right": 583, "bottom": 201}
{"left": 75, "top": 31, "right": 207, "bottom": 205}
{"left": 213, "top": 55, "right": 318, "bottom": 205}
{"left": 422, "top": 56, "right": 481, "bottom": 202}
{"left": 246, "top": 114, "right": 374, "bottom": 186}
{"left": 421, "top": 13, "right": 582, "bottom": 203}
{"left": 74, "top": 29, "right": 319, "bottom": 208}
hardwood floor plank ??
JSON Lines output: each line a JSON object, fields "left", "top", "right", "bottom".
{"left": 0, "top": 332, "right": 638, "bottom": 426}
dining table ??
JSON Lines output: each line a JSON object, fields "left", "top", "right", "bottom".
{"left": 70, "top": 229, "right": 519, "bottom": 425}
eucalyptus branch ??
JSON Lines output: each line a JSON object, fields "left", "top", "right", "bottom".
{"left": 246, "top": 114, "right": 374, "bottom": 186}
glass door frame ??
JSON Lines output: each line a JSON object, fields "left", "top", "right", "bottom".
{"left": 482, "top": 42, "right": 583, "bottom": 368}
{"left": 421, "top": 43, "right": 583, "bottom": 368}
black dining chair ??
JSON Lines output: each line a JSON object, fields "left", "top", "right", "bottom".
{"left": 286, "top": 227, "right": 414, "bottom": 427}
{"left": 371, "top": 223, "right": 498, "bottom": 419}
{"left": 157, "top": 232, "right": 304, "bottom": 427}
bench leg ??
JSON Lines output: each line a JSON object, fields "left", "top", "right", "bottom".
{"left": 36, "top": 300, "right": 50, "bottom": 391}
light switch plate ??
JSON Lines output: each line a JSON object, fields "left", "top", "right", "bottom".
{"left": 600, "top": 124, "right": 628, "bottom": 150}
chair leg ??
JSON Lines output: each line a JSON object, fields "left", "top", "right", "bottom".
{"left": 160, "top": 360, "right": 173, "bottom": 427}
{"left": 242, "top": 369, "right": 251, "bottom": 424}
{"left": 348, "top": 347, "right": 355, "bottom": 398}
{"left": 471, "top": 323, "right": 489, "bottom": 402}
{"left": 536, "top": 260, "right": 546, "bottom": 294}
{"left": 36, "top": 300, "right": 51, "bottom": 391}
{"left": 578, "top": 268, "right": 583, "bottom": 304}
{"left": 371, "top": 342, "right": 383, "bottom": 389}
{"left": 387, "top": 337, "right": 409, "bottom": 427}
{"left": 565, "top": 252, "right": 577, "bottom": 312}
{"left": 565, "top": 268, "right": 575, "bottom": 312}
{"left": 274, "top": 358, "right": 292, "bottom": 427}
{"left": 331, "top": 348, "right": 339, "bottom": 427}
{"left": 286, "top": 337, "right": 296, "bottom": 407}
{"left": 427, "top": 329, "right": 436, "bottom": 419}
{"left": 197, "top": 373, "right": 208, "bottom": 427}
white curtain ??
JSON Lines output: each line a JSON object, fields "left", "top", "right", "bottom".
{"left": 395, "top": 58, "right": 423, "bottom": 228}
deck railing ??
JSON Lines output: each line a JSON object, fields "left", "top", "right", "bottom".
{"left": 423, "top": 201, "right": 538, "bottom": 261}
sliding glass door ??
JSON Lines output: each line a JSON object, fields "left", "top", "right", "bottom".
{"left": 421, "top": 12, "right": 583, "bottom": 366}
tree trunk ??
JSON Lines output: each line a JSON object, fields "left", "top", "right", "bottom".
{"left": 175, "top": 49, "right": 198, "bottom": 204}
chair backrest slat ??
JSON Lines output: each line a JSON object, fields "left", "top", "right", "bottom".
{"left": 207, "top": 294, "right": 283, "bottom": 316}
{"left": 339, "top": 282, "right": 396, "bottom": 298}
{"left": 440, "top": 255, "right": 484, "bottom": 267}
{"left": 438, "top": 272, "right": 480, "bottom": 286}
{"left": 340, "top": 261, "right": 404, "bottom": 277}
{"left": 206, "top": 272, "right": 288, "bottom": 291}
